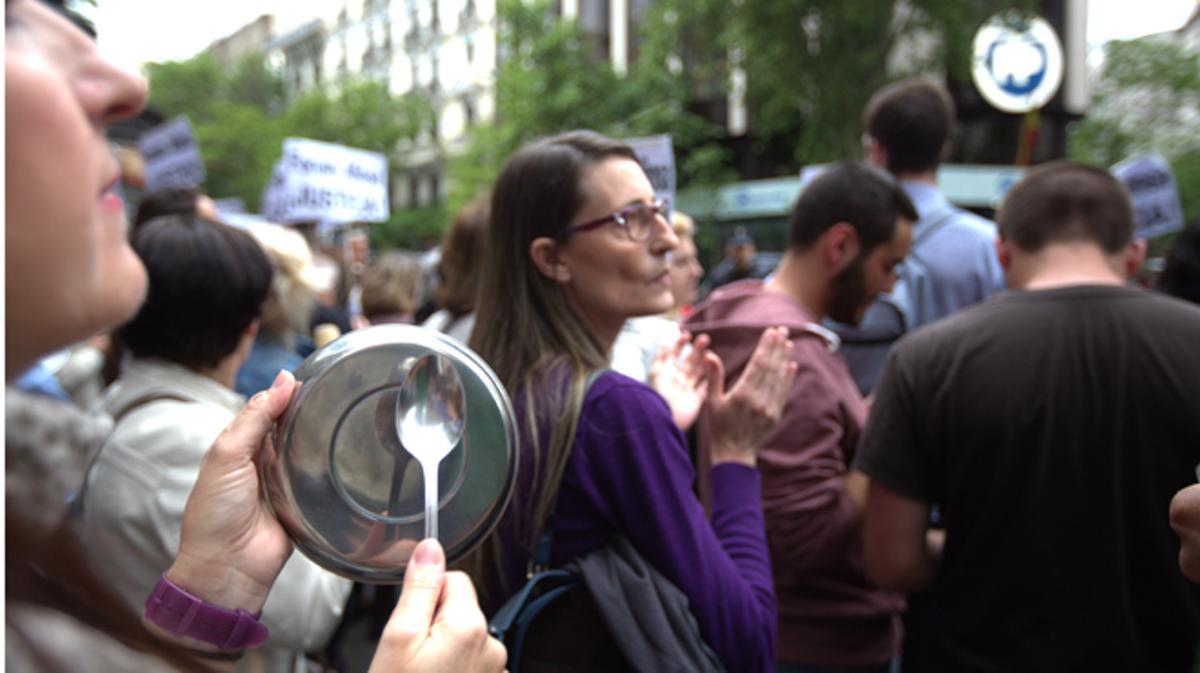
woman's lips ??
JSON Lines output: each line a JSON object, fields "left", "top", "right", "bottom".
{"left": 99, "top": 177, "right": 124, "bottom": 214}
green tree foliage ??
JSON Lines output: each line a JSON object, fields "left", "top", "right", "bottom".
{"left": 145, "top": 54, "right": 226, "bottom": 123}
{"left": 448, "top": 0, "right": 727, "bottom": 212}
{"left": 730, "top": 0, "right": 1000, "bottom": 165}
{"left": 372, "top": 205, "right": 448, "bottom": 251}
{"left": 285, "top": 80, "right": 431, "bottom": 157}
{"left": 1069, "top": 37, "right": 1200, "bottom": 224}
{"left": 227, "top": 52, "right": 287, "bottom": 114}
{"left": 192, "top": 102, "right": 284, "bottom": 212}
{"left": 146, "top": 54, "right": 430, "bottom": 211}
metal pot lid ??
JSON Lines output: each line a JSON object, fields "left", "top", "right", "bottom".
{"left": 261, "top": 324, "right": 518, "bottom": 584}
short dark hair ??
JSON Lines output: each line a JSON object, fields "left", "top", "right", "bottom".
{"left": 997, "top": 162, "right": 1134, "bottom": 254}
{"left": 1158, "top": 219, "right": 1200, "bottom": 305}
{"left": 864, "top": 78, "right": 956, "bottom": 175}
{"left": 120, "top": 215, "right": 273, "bottom": 370}
{"left": 788, "top": 162, "right": 918, "bottom": 253}
{"left": 134, "top": 188, "right": 204, "bottom": 229}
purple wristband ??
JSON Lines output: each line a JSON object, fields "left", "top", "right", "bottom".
{"left": 143, "top": 574, "right": 269, "bottom": 651}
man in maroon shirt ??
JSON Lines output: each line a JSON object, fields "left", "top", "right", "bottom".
{"left": 687, "top": 162, "right": 914, "bottom": 672}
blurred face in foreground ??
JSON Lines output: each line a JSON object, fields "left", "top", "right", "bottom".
{"left": 5, "top": 0, "right": 149, "bottom": 375}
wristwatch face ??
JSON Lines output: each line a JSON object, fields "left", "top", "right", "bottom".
{"left": 262, "top": 324, "right": 518, "bottom": 584}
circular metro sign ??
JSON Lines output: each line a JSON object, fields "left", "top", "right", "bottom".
{"left": 971, "top": 12, "right": 1064, "bottom": 114}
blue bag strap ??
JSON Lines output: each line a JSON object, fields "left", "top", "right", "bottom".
{"left": 489, "top": 569, "right": 579, "bottom": 635}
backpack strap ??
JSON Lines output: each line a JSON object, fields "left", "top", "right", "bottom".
{"left": 70, "top": 392, "right": 192, "bottom": 518}
{"left": 527, "top": 368, "right": 608, "bottom": 576}
{"left": 907, "top": 208, "right": 959, "bottom": 267}
{"left": 109, "top": 392, "right": 192, "bottom": 426}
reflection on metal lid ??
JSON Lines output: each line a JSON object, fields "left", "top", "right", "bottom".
{"left": 261, "top": 324, "right": 519, "bottom": 584}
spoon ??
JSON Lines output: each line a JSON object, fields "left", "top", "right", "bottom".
{"left": 394, "top": 353, "right": 466, "bottom": 541}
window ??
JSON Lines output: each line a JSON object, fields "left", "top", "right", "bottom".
{"left": 429, "top": 172, "right": 441, "bottom": 205}
{"left": 408, "top": 173, "right": 420, "bottom": 208}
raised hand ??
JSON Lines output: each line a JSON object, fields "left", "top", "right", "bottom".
{"left": 368, "top": 539, "right": 507, "bottom": 673}
{"left": 648, "top": 331, "right": 711, "bottom": 431}
{"left": 703, "top": 326, "right": 798, "bottom": 467}
{"left": 166, "top": 370, "right": 298, "bottom": 613}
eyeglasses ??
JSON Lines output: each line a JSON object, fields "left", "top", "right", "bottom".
{"left": 561, "top": 198, "right": 669, "bottom": 242}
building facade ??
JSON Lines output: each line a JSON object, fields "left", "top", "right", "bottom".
{"left": 263, "top": 0, "right": 498, "bottom": 209}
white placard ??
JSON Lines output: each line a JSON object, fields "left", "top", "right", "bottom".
{"left": 263, "top": 138, "right": 389, "bottom": 224}
{"left": 971, "top": 12, "right": 1064, "bottom": 114}
{"left": 626, "top": 135, "right": 676, "bottom": 213}
{"left": 1111, "top": 153, "right": 1185, "bottom": 240}
{"left": 139, "top": 116, "right": 206, "bottom": 192}
{"left": 261, "top": 159, "right": 287, "bottom": 223}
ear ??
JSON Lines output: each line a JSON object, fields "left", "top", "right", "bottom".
{"left": 245, "top": 318, "right": 260, "bottom": 339}
{"left": 822, "top": 222, "right": 861, "bottom": 272}
{"left": 865, "top": 136, "right": 888, "bottom": 169}
{"left": 994, "top": 235, "right": 1012, "bottom": 271}
{"left": 1122, "top": 238, "right": 1148, "bottom": 280}
{"left": 529, "top": 237, "right": 572, "bottom": 284}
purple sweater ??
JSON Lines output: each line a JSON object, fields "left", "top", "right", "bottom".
{"left": 496, "top": 370, "right": 776, "bottom": 673}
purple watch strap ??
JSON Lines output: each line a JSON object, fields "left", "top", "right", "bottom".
{"left": 144, "top": 574, "right": 269, "bottom": 650}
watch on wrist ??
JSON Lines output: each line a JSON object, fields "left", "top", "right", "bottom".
{"left": 143, "top": 574, "right": 269, "bottom": 651}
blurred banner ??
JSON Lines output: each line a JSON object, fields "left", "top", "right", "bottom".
{"left": 1111, "top": 153, "right": 1185, "bottom": 240}
{"left": 139, "top": 116, "right": 206, "bottom": 192}
{"left": 262, "top": 137, "right": 389, "bottom": 225}
{"left": 626, "top": 134, "right": 676, "bottom": 213}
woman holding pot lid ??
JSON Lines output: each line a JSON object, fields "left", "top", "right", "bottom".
{"left": 4, "top": 1, "right": 504, "bottom": 671}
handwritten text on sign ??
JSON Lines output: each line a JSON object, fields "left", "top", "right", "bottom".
{"left": 267, "top": 138, "right": 389, "bottom": 224}
{"left": 139, "top": 116, "right": 206, "bottom": 192}
{"left": 1111, "top": 153, "right": 1185, "bottom": 240}
{"left": 626, "top": 135, "right": 676, "bottom": 214}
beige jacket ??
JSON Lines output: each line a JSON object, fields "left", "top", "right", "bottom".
{"left": 79, "top": 358, "right": 351, "bottom": 673}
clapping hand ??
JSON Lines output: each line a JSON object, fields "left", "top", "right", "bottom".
{"left": 648, "top": 331, "right": 711, "bottom": 431}
{"left": 704, "top": 326, "right": 798, "bottom": 467}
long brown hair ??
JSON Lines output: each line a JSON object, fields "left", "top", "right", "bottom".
{"left": 464, "top": 131, "right": 638, "bottom": 600}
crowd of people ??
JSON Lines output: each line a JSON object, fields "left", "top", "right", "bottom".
{"left": 7, "top": 1, "right": 1200, "bottom": 672}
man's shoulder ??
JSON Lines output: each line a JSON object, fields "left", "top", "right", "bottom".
{"left": 687, "top": 282, "right": 807, "bottom": 329}
{"left": 902, "top": 286, "right": 1200, "bottom": 356}
{"left": 917, "top": 207, "right": 995, "bottom": 252}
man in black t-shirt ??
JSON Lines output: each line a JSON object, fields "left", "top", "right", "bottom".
{"left": 856, "top": 162, "right": 1200, "bottom": 673}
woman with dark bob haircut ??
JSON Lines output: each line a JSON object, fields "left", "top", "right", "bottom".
{"left": 79, "top": 214, "right": 354, "bottom": 673}
{"left": 465, "top": 130, "right": 797, "bottom": 672}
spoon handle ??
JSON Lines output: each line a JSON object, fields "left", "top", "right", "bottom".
{"left": 423, "top": 460, "right": 439, "bottom": 541}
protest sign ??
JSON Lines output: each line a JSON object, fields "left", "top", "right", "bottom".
{"left": 263, "top": 138, "right": 389, "bottom": 224}
{"left": 1111, "top": 154, "right": 1185, "bottom": 240}
{"left": 139, "top": 116, "right": 206, "bottom": 192}
{"left": 261, "top": 159, "right": 287, "bottom": 223}
{"left": 625, "top": 135, "right": 676, "bottom": 213}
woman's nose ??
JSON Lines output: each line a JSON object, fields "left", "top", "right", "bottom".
{"left": 80, "top": 44, "right": 148, "bottom": 126}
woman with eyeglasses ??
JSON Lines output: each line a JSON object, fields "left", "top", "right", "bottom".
{"left": 465, "top": 130, "right": 798, "bottom": 672}
{"left": 5, "top": 2, "right": 503, "bottom": 671}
